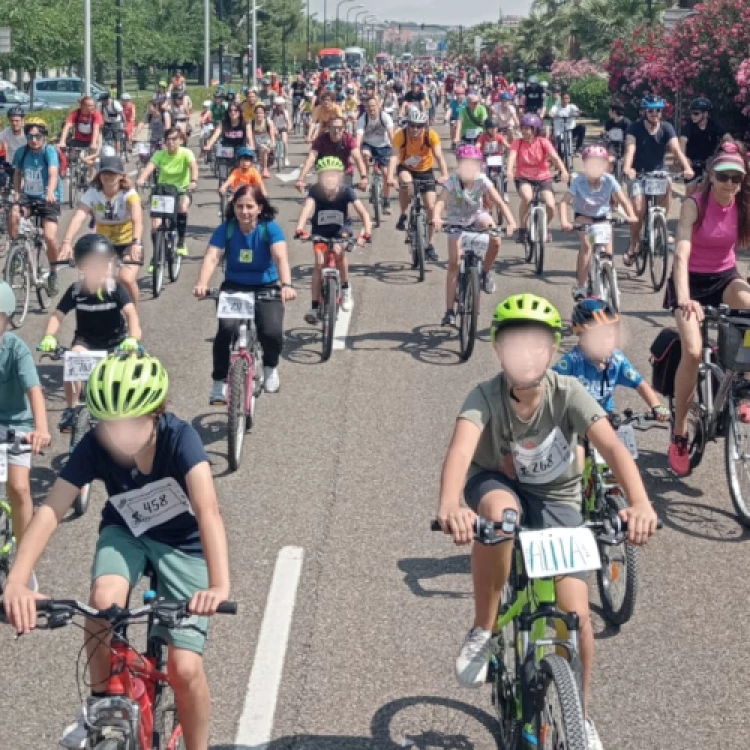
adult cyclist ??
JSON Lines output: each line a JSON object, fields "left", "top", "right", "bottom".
{"left": 679, "top": 97, "right": 726, "bottom": 196}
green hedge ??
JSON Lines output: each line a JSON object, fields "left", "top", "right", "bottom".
{"left": 569, "top": 76, "right": 610, "bottom": 123}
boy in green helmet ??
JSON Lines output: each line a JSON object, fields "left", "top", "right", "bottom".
{"left": 435, "top": 293, "right": 657, "bottom": 750}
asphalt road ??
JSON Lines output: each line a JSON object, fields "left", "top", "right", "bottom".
{"left": 1, "top": 115, "right": 748, "bottom": 750}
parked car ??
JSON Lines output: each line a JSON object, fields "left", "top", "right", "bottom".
{"left": 29, "top": 77, "right": 108, "bottom": 107}
{"left": 0, "top": 84, "right": 66, "bottom": 113}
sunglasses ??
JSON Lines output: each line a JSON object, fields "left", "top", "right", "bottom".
{"left": 26, "top": 133, "right": 43, "bottom": 140}
{"left": 408, "top": 123, "right": 425, "bottom": 129}
{"left": 647, "top": 110, "right": 663, "bottom": 115}
{"left": 714, "top": 172, "right": 744, "bottom": 184}
{"left": 329, "top": 126, "right": 344, "bottom": 131}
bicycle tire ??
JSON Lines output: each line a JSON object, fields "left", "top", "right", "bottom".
{"left": 670, "top": 396, "right": 706, "bottom": 471}
{"left": 650, "top": 211, "right": 669, "bottom": 291}
{"left": 601, "top": 261, "right": 620, "bottom": 313}
{"left": 535, "top": 655, "right": 587, "bottom": 750}
{"left": 634, "top": 226, "right": 648, "bottom": 277}
{"left": 227, "top": 358, "right": 248, "bottom": 472}
{"left": 153, "top": 679, "right": 185, "bottom": 750}
{"left": 524, "top": 229, "right": 535, "bottom": 264}
{"left": 413, "top": 214, "right": 426, "bottom": 282}
{"left": 92, "top": 740, "right": 122, "bottom": 750}
{"left": 724, "top": 396, "right": 750, "bottom": 527}
{"left": 35, "top": 243, "right": 51, "bottom": 309}
{"left": 70, "top": 408, "right": 93, "bottom": 518}
{"left": 458, "top": 265, "right": 479, "bottom": 361}
{"left": 596, "top": 492, "right": 638, "bottom": 625}
{"left": 534, "top": 211, "right": 545, "bottom": 276}
{"left": 371, "top": 176, "right": 381, "bottom": 229}
{"left": 321, "top": 276, "right": 338, "bottom": 362}
{"left": 4, "top": 243, "right": 30, "bottom": 328}
{"left": 167, "top": 233, "right": 182, "bottom": 283}
{"left": 152, "top": 232, "right": 165, "bottom": 298}
{"left": 492, "top": 582, "right": 521, "bottom": 749}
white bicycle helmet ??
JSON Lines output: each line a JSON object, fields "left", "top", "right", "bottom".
{"left": 121, "top": 93, "right": 132, "bottom": 101}
{"left": 274, "top": 96, "right": 286, "bottom": 105}
{"left": 203, "top": 99, "right": 212, "bottom": 108}
{"left": 406, "top": 107, "right": 429, "bottom": 125}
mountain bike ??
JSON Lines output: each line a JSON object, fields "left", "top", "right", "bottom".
{"left": 445, "top": 225, "right": 502, "bottom": 362}
{"left": 485, "top": 153, "right": 508, "bottom": 210}
{"left": 572, "top": 218, "right": 626, "bottom": 311}
{"left": 214, "top": 145, "right": 237, "bottom": 216}
{"left": 582, "top": 409, "right": 664, "bottom": 625}
{"left": 203, "top": 288, "right": 276, "bottom": 471}
{"left": 149, "top": 185, "right": 188, "bottom": 298}
{"left": 521, "top": 183, "right": 546, "bottom": 276}
{"left": 553, "top": 116, "right": 574, "bottom": 174}
{"left": 367, "top": 159, "right": 386, "bottom": 229}
{"left": 0, "top": 428, "right": 31, "bottom": 591}
{"left": 674, "top": 305, "right": 750, "bottom": 527}
{"left": 3, "top": 201, "right": 54, "bottom": 328}
{"left": 274, "top": 136, "right": 286, "bottom": 173}
{"left": 404, "top": 179, "right": 434, "bottom": 283}
{"left": 1, "top": 587, "right": 236, "bottom": 749}
{"left": 65, "top": 147, "right": 89, "bottom": 209}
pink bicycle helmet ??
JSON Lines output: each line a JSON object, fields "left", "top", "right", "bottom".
{"left": 520, "top": 113, "right": 542, "bottom": 131}
{"left": 456, "top": 144, "right": 483, "bottom": 161}
{"left": 582, "top": 144, "right": 609, "bottom": 160}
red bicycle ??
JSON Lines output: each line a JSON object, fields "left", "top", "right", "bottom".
{"left": 9, "top": 591, "right": 236, "bottom": 749}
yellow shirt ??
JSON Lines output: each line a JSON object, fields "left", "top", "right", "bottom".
{"left": 81, "top": 186, "right": 140, "bottom": 245}
{"left": 311, "top": 104, "right": 343, "bottom": 132}
{"left": 392, "top": 127, "right": 441, "bottom": 172}
{"left": 343, "top": 98, "right": 359, "bottom": 115}
{"left": 242, "top": 101, "right": 258, "bottom": 122}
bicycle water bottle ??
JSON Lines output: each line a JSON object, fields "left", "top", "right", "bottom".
{"left": 521, "top": 723, "right": 538, "bottom": 747}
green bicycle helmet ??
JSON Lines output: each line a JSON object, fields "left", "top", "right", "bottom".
{"left": 86, "top": 353, "right": 169, "bottom": 420}
{"left": 316, "top": 156, "right": 345, "bottom": 172}
{"left": 491, "top": 293, "right": 562, "bottom": 345}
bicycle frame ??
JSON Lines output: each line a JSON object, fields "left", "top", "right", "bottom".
{"left": 228, "top": 318, "right": 259, "bottom": 417}
{"left": 527, "top": 186, "right": 546, "bottom": 241}
{"left": 698, "top": 316, "right": 736, "bottom": 441}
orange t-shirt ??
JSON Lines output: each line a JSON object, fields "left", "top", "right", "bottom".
{"left": 228, "top": 166, "right": 263, "bottom": 190}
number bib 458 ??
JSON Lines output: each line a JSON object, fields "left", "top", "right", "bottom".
{"left": 110, "top": 477, "right": 193, "bottom": 537}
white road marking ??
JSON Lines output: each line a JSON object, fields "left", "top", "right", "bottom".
{"left": 333, "top": 302, "right": 352, "bottom": 350}
{"left": 276, "top": 167, "right": 301, "bottom": 182}
{"left": 234, "top": 546, "right": 304, "bottom": 749}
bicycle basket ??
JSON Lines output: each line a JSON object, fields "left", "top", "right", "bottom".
{"left": 718, "top": 319, "right": 750, "bottom": 371}
{"left": 649, "top": 327, "right": 681, "bottom": 397}
{"left": 149, "top": 184, "right": 180, "bottom": 219}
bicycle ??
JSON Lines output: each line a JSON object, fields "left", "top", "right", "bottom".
{"left": 673, "top": 305, "right": 750, "bottom": 527}
{"left": 0, "top": 428, "right": 31, "bottom": 591}
{"left": 553, "top": 116, "right": 574, "bottom": 175}
{"left": 366, "top": 157, "right": 386, "bottom": 229}
{"left": 445, "top": 225, "right": 502, "bottom": 362}
{"left": 404, "top": 178, "right": 435, "bottom": 283}
{"left": 604, "top": 129, "right": 625, "bottom": 184}
{"left": 521, "top": 183, "right": 547, "bottom": 277}
{"left": 485, "top": 153, "right": 508, "bottom": 210}
{"left": 148, "top": 185, "right": 188, "bottom": 298}
{"left": 631, "top": 170, "right": 677, "bottom": 292}
{"left": 274, "top": 136, "right": 286, "bottom": 173}
{"left": 582, "top": 409, "right": 664, "bottom": 625}
{"left": 3, "top": 200, "right": 54, "bottom": 328}
{"left": 572, "top": 218, "right": 626, "bottom": 312}
{"left": 214, "top": 145, "right": 237, "bottom": 217}
{"left": 1, "top": 587, "right": 236, "bottom": 750}
{"left": 65, "top": 147, "right": 89, "bottom": 209}
{"left": 203, "top": 288, "right": 277, "bottom": 471}
{"left": 431, "top": 512, "right": 640, "bottom": 749}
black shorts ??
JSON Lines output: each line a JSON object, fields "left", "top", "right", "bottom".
{"left": 515, "top": 178, "right": 554, "bottom": 194}
{"left": 574, "top": 214, "right": 609, "bottom": 223}
{"left": 113, "top": 242, "right": 139, "bottom": 259}
{"left": 663, "top": 267, "right": 741, "bottom": 311}
{"left": 19, "top": 196, "right": 61, "bottom": 223}
{"left": 71, "top": 334, "right": 124, "bottom": 352}
{"left": 67, "top": 139, "right": 93, "bottom": 151}
{"left": 397, "top": 165, "right": 435, "bottom": 192}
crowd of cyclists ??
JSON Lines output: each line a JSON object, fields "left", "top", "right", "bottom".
{"left": 0, "top": 53, "right": 748, "bottom": 750}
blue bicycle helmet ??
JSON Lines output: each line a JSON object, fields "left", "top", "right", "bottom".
{"left": 641, "top": 94, "right": 665, "bottom": 110}
{"left": 237, "top": 146, "right": 256, "bottom": 160}
{"left": 500, "top": 92, "right": 513, "bottom": 101}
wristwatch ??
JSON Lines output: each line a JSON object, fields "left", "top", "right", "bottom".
{"left": 282, "top": 282, "right": 294, "bottom": 289}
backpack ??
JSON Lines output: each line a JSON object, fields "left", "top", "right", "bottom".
{"left": 465, "top": 105, "right": 485, "bottom": 128}
{"left": 649, "top": 328, "right": 681, "bottom": 397}
{"left": 364, "top": 111, "right": 388, "bottom": 131}
{"left": 17, "top": 144, "right": 67, "bottom": 181}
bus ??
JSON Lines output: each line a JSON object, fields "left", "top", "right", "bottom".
{"left": 375, "top": 52, "right": 391, "bottom": 67}
{"left": 344, "top": 47, "right": 366, "bottom": 70}
{"left": 318, "top": 48, "right": 346, "bottom": 71}
{"left": 401, "top": 52, "right": 413, "bottom": 64}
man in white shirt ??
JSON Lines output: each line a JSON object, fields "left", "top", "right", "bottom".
{"left": 0, "top": 107, "right": 27, "bottom": 167}
{"left": 549, "top": 92, "right": 585, "bottom": 154}
{"left": 98, "top": 93, "right": 125, "bottom": 155}
{"left": 356, "top": 94, "right": 395, "bottom": 213}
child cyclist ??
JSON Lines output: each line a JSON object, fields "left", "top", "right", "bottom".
{"left": 294, "top": 156, "right": 371, "bottom": 322}
{"left": 3, "top": 352, "right": 231, "bottom": 750}
{"left": 38, "top": 234, "right": 142, "bottom": 432}
{"left": 477, "top": 117, "right": 509, "bottom": 160}
{"left": 559, "top": 144, "right": 637, "bottom": 300}
{"left": 218, "top": 146, "right": 266, "bottom": 197}
{"left": 433, "top": 144, "right": 516, "bottom": 326}
{"left": 437, "top": 293, "right": 658, "bottom": 750}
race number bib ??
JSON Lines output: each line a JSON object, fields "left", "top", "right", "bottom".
{"left": 216, "top": 145, "right": 234, "bottom": 159}
{"left": 63, "top": 351, "right": 107, "bottom": 382}
{"left": 110, "top": 477, "right": 193, "bottom": 537}
{"left": 0, "top": 446, "right": 7, "bottom": 483}
{"left": 511, "top": 428, "right": 574, "bottom": 485}
{"left": 24, "top": 168, "right": 44, "bottom": 196}
{"left": 594, "top": 424, "right": 638, "bottom": 464}
{"left": 460, "top": 232, "right": 490, "bottom": 258}
{"left": 644, "top": 177, "right": 668, "bottom": 196}
{"left": 77, "top": 121, "right": 92, "bottom": 135}
{"left": 520, "top": 527, "right": 601, "bottom": 578}
{"left": 150, "top": 195, "right": 176, "bottom": 214}
{"left": 486, "top": 155, "right": 504, "bottom": 167}
{"left": 217, "top": 291, "right": 255, "bottom": 320}
{"left": 136, "top": 142, "right": 150, "bottom": 155}
{"left": 317, "top": 210, "right": 345, "bottom": 227}
{"left": 464, "top": 128, "right": 481, "bottom": 140}
{"left": 608, "top": 128, "right": 624, "bottom": 143}
{"left": 586, "top": 223, "right": 612, "bottom": 245}
{"left": 404, "top": 155, "right": 422, "bottom": 168}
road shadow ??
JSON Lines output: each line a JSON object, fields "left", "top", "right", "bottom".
{"left": 345, "top": 324, "right": 465, "bottom": 366}
{"left": 652, "top": 498, "right": 750, "bottom": 543}
{"left": 589, "top": 601, "right": 623, "bottom": 641}
{"left": 36, "top": 362, "right": 65, "bottom": 400}
{"left": 398, "top": 554, "right": 471, "bottom": 599}
{"left": 282, "top": 327, "right": 325, "bottom": 365}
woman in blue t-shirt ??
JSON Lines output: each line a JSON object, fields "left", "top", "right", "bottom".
{"left": 194, "top": 185, "right": 296, "bottom": 403}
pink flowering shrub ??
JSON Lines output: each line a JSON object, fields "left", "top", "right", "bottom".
{"left": 551, "top": 59, "right": 604, "bottom": 86}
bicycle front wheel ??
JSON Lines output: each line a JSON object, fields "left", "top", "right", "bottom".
{"left": 458, "top": 266, "right": 479, "bottom": 361}
{"left": 492, "top": 582, "right": 521, "bottom": 748}
{"left": 70, "top": 408, "right": 93, "bottom": 518}
{"left": 650, "top": 211, "right": 669, "bottom": 291}
{"left": 412, "top": 215, "right": 426, "bottom": 282}
{"left": 321, "top": 276, "right": 338, "bottom": 362}
{"left": 725, "top": 396, "right": 750, "bottom": 527}
{"left": 227, "top": 358, "right": 249, "bottom": 472}
{"left": 601, "top": 261, "right": 620, "bottom": 313}
{"left": 152, "top": 232, "right": 165, "bottom": 297}
{"left": 534, "top": 212, "right": 545, "bottom": 276}
{"left": 167, "top": 233, "right": 182, "bottom": 283}
{"left": 371, "top": 177, "right": 381, "bottom": 228}
{"left": 35, "top": 243, "right": 51, "bottom": 309}
{"left": 4, "top": 243, "right": 30, "bottom": 328}
{"left": 535, "top": 655, "right": 587, "bottom": 750}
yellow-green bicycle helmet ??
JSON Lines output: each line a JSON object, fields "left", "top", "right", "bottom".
{"left": 316, "top": 156, "right": 345, "bottom": 172}
{"left": 490, "top": 293, "right": 562, "bottom": 345}
{"left": 86, "top": 353, "right": 169, "bottom": 420}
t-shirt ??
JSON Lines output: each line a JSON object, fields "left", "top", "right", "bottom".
{"left": 549, "top": 104, "right": 581, "bottom": 136}
{"left": 444, "top": 173, "right": 493, "bottom": 225}
{"left": 291, "top": 81, "right": 307, "bottom": 98}
{"left": 568, "top": 173, "right": 620, "bottom": 218}
{"left": 604, "top": 117, "right": 631, "bottom": 142}
{"left": 0, "top": 333, "right": 41, "bottom": 432}
{"left": 683, "top": 118, "right": 724, "bottom": 164}
{"left": 311, "top": 103, "right": 343, "bottom": 131}
{"left": 227, "top": 166, "right": 263, "bottom": 190}
{"left": 510, "top": 137, "right": 555, "bottom": 182}
{"left": 448, "top": 99, "right": 461, "bottom": 120}
{"left": 308, "top": 184, "right": 357, "bottom": 238}
{"left": 312, "top": 132, "right": 356, "bottom": 173}
{"left": 100, "top": 101, "right": 124, "bottom": 125}
{"left": 524, "top": 86, "right": 545, "bottom": 112}
{"left": 491, "top": 103, "right": 516, "bottom": 130}
{"left": 221, "top": 122, "right": 247, "bottom": 149}
{"left": 143, "top": 112, "right": 167, "bottom": 143}
{"left": 392, "top": 127, "right": 441, "bottom": 172}
{"left": 553, "top": 347, "right": 642, "bottom": 413}
{"left": 80, "top": 186, "right": 140, "bottom": 245}
{"left": 61, "top": 413, "right": 208, "bottom": 556}
{"left": 459, "top": 370, "right": 605, "bottom": 506}
{"left": 211, "top": 103, "right": 228, "bottom": 123}
{"left": 151, "top": 146, "right": 195, "bottom": 189}
{"left": 13, "top": 145, "right": 63, "bottom": 201}
{"left": 0, "top": 127, "right": 27, "bottom": 162}
{"left": 478, "top": 133, "right": 507, "bottom": 157}
{"left": 459, "top": 104, "right": 488, "bottom": 134}
{"left": 57, "top": 281, "right": 132, "bottom": 347}
{"left": 66, "top": 109, "right": 103, "bottom": 144}
{"left": 627, "top": 119, "right": 677, "bottom": 173}
{"left": 357, "top": 110, "right": 394, "bottom": 148}
{"left": 403, "top": 90, "right": 426, "bottom": 106}
{"left": 209, "top": 219, "right": 284, "bottom": 286}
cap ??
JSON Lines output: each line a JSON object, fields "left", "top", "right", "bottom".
{"left": 97, "top": 156, "right": 125, "bottom": 175}
{"left": 713, "top": 143, "right": 747, "bottom": 174}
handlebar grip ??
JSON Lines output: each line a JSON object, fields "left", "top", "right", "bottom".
{"left": 430, "top": 520, "right": 442, "bottom": 531}
{"left": 217, "top": 601, "right": 238, "bottom": 615}
{"left": 36, "top": 600, "right": 53, "bottom": 611}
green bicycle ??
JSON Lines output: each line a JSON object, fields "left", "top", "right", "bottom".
{"left": 0, "top": 428, "right": 31, "bottom": 590}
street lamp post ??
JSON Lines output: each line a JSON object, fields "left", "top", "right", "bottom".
{"left": 204, "top": 0, "right": 210, "bottom": 85}
{"left": 323, "top": 0, "right": 327, "bottom": 46}
{"left": 252, "top": 0, "right": 259, "bottom": 88}
{"left": 335, "top": 0, "right": 354, "bottom": 47}
{"left": 84, "top": 0, "right": 91, "bottom": 95}
{"left": 361, "top": 15, "right": 375, "bottom": 45}
{"left": 344, "top": 4, "right": 363, "bottom": 46}
{"left": 353, "top": 10, "right": 368, "bottom": 45}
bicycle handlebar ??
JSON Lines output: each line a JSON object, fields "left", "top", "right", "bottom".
{"left": 704, "top": 305, "right": 750, "bottom": 321}
{"left": 607, "top": 409, "right": 665, "bottom": 431}
{"left": 200, "top": 287, "right": 281, "bottom": 301}
{"left": 0, "top": 427, "right": 31, "bottom": 455}
{"left": 571, "top": 217, "right": 629, "bottom": 232}
{"left": 442, "top": 225, "right": 504, "bottom": 236}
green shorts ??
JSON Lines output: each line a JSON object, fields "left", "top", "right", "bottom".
{"left": 92, "top": 525, "right": 209, "bottom": 654}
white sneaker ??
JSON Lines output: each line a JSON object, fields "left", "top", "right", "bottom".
{"left": 28, "top": 570, "right": 38, "bottom": 593}
{"left": 284, "top": 158, "right": 290, "bottom": 167}
{"left": 209, "top": 380, "right": 226, "bottom": 405}
{"left": 455, "top": 627, "right": 493, "bottom": 688}
{"left": 304, "top": 307, "right": 320, "bottom": 325}
{"left": 573, "top": 285, "right": 588, "bottom": 301}
{"left": 586, "top": 718, "right": 604, "bottom": 750}
{"left": 264, "top": 367, "right": 280, "bottom": 393}
{"left": 59, "top": 706, "right": 89, "bottom": 749}
{"left": 341, "top": 286, "right": 353, "bottom": 312}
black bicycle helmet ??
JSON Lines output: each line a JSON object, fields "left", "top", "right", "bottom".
{"left": 571, "top": 297, "right": 620, "bottom": 333}
{"left": 7, "top": 106, "right": 24, "bottom": 118}
{"left": 73, "top": 233, "right": 115, "bottom": 264}
{"left": 609, "top": 101, "right": 625, "bottom": 115}
{"left": 484, "top": 117, "right": 498, "bottom": 129}
{"left": 98, "top": 92, "right": 110, "bottom": 102}
{"left": 689, "top": 97, "right": 712, "bottom": 112}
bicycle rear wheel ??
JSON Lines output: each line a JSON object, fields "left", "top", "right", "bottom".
{"left": 413, "top": 214, "right": 426, "bottom": 282}
{"left": 371, "top": 176, "right": 381, "bottom": 228}
{"left": 227, "top": 358, "right": 248, "bottom": 472}
{"left": 70, "top": 408, "right": 93, "bottom": 518}
{"left": 724, "top": 396, "right": 750, "bottom": 527}
{"left": 152, "top": 232, "right": 165, "bottom": 297}
{"left": 670, "top": 396, "right": 706, "bottom": 471}
{"left": 35, "top": 243, "right": 51, "bottom": 309}
{"left": 649, "top": 211, "right": 669, "bottom": 291}
{"left": 535, "top": 655, "right": 586, "bottom": 750}
{"left": 167, "top": 233, "right": 182, "bottom": 283}
{"left": 534, "top": 212, "right": 545, "bottom": 276}
{"left": 634, "top": 231, "right": 648, "bottom": 277}
{"left": 492, "top": 582, "right": 521, "bottom": 749}
{"left": 321, "top": 276, "right": 338, "bottom": 362}
{"left": 458, "top": 266, "right": 479, "bottom": 361}
{"left": 4, "top": 243, "right": 30, "bottom": 328}
{"left": 601, "top": 262, "right": 620, "bottom": 313}
{"left": 153, "top": 678, "right": 185, "bottom": 750}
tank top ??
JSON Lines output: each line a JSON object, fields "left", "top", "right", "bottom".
{"left": 689, "top": 192, "right": 738, "bottom": 274}
{"left": 221, "top": 123, "right": 246, "bottom": 149}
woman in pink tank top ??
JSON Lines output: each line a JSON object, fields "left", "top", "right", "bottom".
{"left": 667, "top": 140, "right": 750, "bottom": 476}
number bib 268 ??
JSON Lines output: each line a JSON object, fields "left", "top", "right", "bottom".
{"left": 63, "top": 351, "right": 107, "bottom": 383}
{"left": 511, "top": 428, "right": 574, "bottom": 485}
